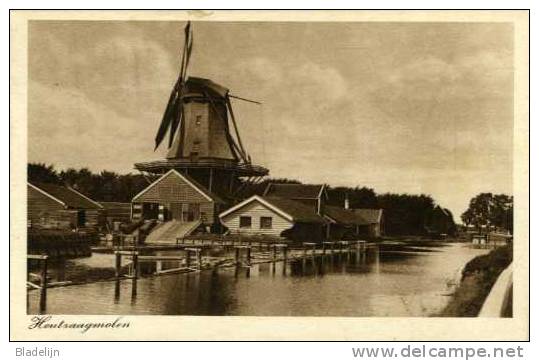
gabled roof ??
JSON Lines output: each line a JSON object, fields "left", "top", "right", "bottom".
{"left": 351, "top": 209, "right": 383, "bottom": 224}
{"left": 219, "top": 195, "right": 326, "bottom": 224}
{"left": 434, "top": 205, "right": 451, "bottom": 217}
{"left": 28, "top": 182, "right": 103, "bottom": 210}
{"left": 325, "top": 206, "right": 369, "bottom": 226}
{"left": 263, "top": 197, "right": 327, "bottom": 223}
{"left": 263, "top": 183, "right": 325, "bottom": 200}
{"left": 132, "top": 169, "right": 225, "bottom": 203}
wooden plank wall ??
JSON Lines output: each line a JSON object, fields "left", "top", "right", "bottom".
{"left": 220, "top": 200, "right": 293, "bottom": 237}
{"left": 133, "top": 172, "right": 216, "bottom": 223}
{"left": 27, "top": 185, "right": 66, "bottom": 227}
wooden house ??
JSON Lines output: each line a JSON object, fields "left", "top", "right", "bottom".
{"left": 131, "top": 169, "right": 225, "bottom": 235}
{"left": 352, "top": 209, "right": 384, "bottom": 237}
{"left": 27, "top": 182, "right": 104, "bottom": 229}
{"left": 219, "top": 195, "right": 327, "bottom": 243}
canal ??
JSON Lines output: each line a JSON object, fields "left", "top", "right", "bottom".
{"left": 27, "top": 242, "right": 487, "bottom": 316}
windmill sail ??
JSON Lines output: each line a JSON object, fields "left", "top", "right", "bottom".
{"left": 154, "top": 21, "right": 193, "bottom": 151}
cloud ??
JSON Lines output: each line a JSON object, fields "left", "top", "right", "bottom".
{"left": 29, "top": 26, "right": 178, "bottom": 121}
{"left": 28, "top": 81, "right": 163, "bottom": 173}
{"left": 374, "top": 50, "right": 512, "bottom": 104}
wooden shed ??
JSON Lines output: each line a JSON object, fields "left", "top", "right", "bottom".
{"left": 27, "top": 182, "right": 104, "bottom": 229}
{"left": 219, "top": 195, "right": 327, "bottom": 243}
{"left": 352, "top": 209, "right": 384, "bottom": 238}
{"left": 325, "top": 206, "right": 384, "bottom": 239}
{"left": 131, "top": 169, "right": 225, "bottom": 232}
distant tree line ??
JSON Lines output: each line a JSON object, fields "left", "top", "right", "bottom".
{"left": 326, "top": 189, "right": 454, "bottom": 236}
{"left": 28, "top": 163, "right": 152, "bottom": 203}
{"left": 28, "top": 163, "right": 456, "bottom": 236}
{"left": 461, "top": 193, "right": 513, "bottom": 234}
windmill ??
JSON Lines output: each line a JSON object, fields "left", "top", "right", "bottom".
{"left": 135, "top": 22, "right": 269, "bottom": 199}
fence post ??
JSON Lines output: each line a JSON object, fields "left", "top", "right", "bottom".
{"left": 197, "top": 250, "right": 202, "bottom": 270}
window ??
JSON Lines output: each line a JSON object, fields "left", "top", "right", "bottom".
{"left": 195, "top": 115, "right": 202, "bottom": 126}
{"left": 260, "top": 216, "right": 273, "bottom": 229}
{"left": 239, "top": 216, "right": 252, "bottom": 228}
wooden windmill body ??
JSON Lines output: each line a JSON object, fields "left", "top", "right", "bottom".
{"left": 134, "top": 22, "right": 268, "bottom": 202}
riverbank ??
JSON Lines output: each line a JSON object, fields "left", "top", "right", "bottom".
{"left": 439, "top": 244, "right": 512, "bottom": 317}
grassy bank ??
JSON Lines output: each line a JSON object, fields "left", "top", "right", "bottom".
{"left": 439, "top": 244, "right": 512, "bottom": 317}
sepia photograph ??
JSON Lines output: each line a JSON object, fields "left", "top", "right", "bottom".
{"left": 9, "top": 10, "right": 529, "bottom": 341}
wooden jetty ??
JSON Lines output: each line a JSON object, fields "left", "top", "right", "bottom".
{"left": 29, "top": 238, "right": 378, "bottom": 311}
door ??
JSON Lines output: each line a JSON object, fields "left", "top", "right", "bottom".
{"left": 187, "top": 203, "right": 200, "bottom": 221}
{"left": 169, "top": 203, "right": 183, "bottom": 221}
{"left": 77, "top": 210, "right": 86, "bottom": 227}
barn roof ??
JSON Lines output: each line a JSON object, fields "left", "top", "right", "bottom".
{"left": 325, "top": 206, "right": 369, "bottom": 226}
{"left": 263, "top": 197, "right": 327, "bottom": 224}
{"left": 263, "top": 183, "right": 325, "bottom": 199}
{"left": 29, "top": 182, "right": 103, "bottom": 210}
{"left": 219, "top": 195, "right": 326, "bottom": 224}
{"left": 132, "top": 169, "right": 225, "bottom": 203}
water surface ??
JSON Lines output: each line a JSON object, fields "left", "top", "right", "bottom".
{"left": 28, "top": 242, "right": 487, "bottom": 316}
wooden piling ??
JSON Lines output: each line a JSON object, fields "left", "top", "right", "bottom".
{"left": 114, "top": 251, "right": 121, "bottom": 279}
{"left": 304, "top": 242, "right": 316, "bottom": 256}
{"left": 246, "top": 247, "right": 252, "bottom": 266}
{"left": 322, "top": 242, "right": 328, "bottom": 254}
{"left": 39, "top": 255, "right": 48, "bottom": 313}
{"left": 358, "top": 240, "right": 366, "bottom": 252}
{"left": 114, "top": 279, "right": 120, "bottom": 302}
{"left": 197, "top": 250, "right": 202, "bottom": 270}
{"left": 185, "top": 249, "right": 191, "bottom": 268}
{"left": 235, "top": 247, "right": 240, "bottom": 265}
{"left": 132, "top": 252, "right": 139, "bottom": 279}
{"left": 272, "top": 244, "right": 277, "bottom": 261}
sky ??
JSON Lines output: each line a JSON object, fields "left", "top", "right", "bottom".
{"left": 27, "top": 20, "right": 514, "bottom": 219}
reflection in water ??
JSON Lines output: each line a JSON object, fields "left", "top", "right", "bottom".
{"left": 28, "top": 243, "right": 488, "bottom": 317}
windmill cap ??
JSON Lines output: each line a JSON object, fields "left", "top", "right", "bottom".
{"left": 184, "top": 77, "right": 229, "bottom": 98}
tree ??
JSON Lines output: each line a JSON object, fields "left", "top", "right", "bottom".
{"left": 326, "top": 186, "right": 378, "bottom": 209}
{"left": 28, "top": 163, "right": 61, "bottom": 184}
{"left": 376, "top": 193, "right": 435, "bottom": 235}
{"left": 28, "top": 163, "right": 149, "bottom": 202}
{"left": 461, "top": 193, "right": 513, "bottom": 234}
{"left": 491, "top": 194, "right": 513, "bottom": 233}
